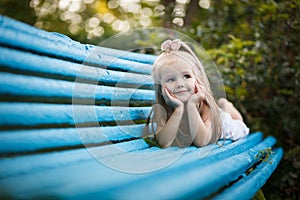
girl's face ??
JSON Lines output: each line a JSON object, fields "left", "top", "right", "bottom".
{"left": 160, "top": 59, "right": 197, "bottom": 103}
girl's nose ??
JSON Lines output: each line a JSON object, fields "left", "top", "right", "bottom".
{"left": 176, "top": 78, "right": 184, "bottom": 88}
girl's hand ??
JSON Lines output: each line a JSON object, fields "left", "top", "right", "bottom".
{"left": 188, "top": 83, "right": 205, "bottom": 106}
{"left": 162, "top": 86, "right": 184, "bottom": 108}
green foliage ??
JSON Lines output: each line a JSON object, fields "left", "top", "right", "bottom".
{"left": 252, "top": 189, "right": 266, "bottom": 200}
{"left": 0, "top": 0, "right": 36, "bottom": 25}
{"left": 205, "top": 1, "right": 300, "bottom": 199}
{"left": 143, "top": 137, "right": 161, "bottom": 148}
{"left": 265, "top": 145, "right": 300, "bottom": 200}
{"left": 208, "top": 36, "right": 262, "bottom": 101}
{"left": 255, "top": 147, "right": 274, "bottom": 164}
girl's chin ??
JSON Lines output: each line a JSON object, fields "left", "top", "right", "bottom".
{"left": 175, "top": 96, "right": 189, "bottom": 103}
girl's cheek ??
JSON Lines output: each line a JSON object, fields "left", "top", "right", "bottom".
{"left": 163, "top": 83, "right": 171, "bottom": 91}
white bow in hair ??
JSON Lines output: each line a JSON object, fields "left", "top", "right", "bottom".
{"left": 161, "top": 39, "right": 181, "bottom": 52}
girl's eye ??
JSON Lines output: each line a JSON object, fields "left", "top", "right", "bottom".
{"left": 183, "top": 74, "right": 191, "bottom": 79}
{"left": 166, "top": 78, "right": 175, "bottom": 83}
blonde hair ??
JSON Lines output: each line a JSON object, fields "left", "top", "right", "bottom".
{"left": 144, "top": 39, "right": 222, "bottom": 145}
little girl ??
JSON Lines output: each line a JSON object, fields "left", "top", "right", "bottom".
{"left": 144, "top": 39, "right": 249, "bottom": 148}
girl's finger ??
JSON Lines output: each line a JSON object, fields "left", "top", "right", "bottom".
{"left": 163, "top": 87, "right": 175, "bottom": 104}
{"left": 164, "top": 87, "right": 171, "bottom": 98}
{"left": 196, "top": 84, "right": 202, "bottom": 94}
{"left": 197, "top": 85, "right": 205, "bottom": 101}
{"left": 165, "top": 87, "right": 183, "bottom": 107}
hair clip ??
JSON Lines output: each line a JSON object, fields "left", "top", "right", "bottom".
{"left": 161, "top": 39, "right": 181, "bottom": 53}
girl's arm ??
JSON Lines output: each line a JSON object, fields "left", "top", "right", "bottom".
{"left": 155, "top": 106, "right": 184, "bottom": 148}
{"left": 187, "top": 84, "right": 211, "bottom": 147}
{"left": 155, "top": 87, "right": 184, "bottom": 148}
{"left": 186, "top": 102, "right": 211, "bottom": 147}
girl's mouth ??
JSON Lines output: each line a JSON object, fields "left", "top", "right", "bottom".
{"left": 174, "top": 90, "right": 189, "bottom": 94}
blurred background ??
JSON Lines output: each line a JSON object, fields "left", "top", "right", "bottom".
{"left": 1, "top": 0, "right": 299, "bottom": 199}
